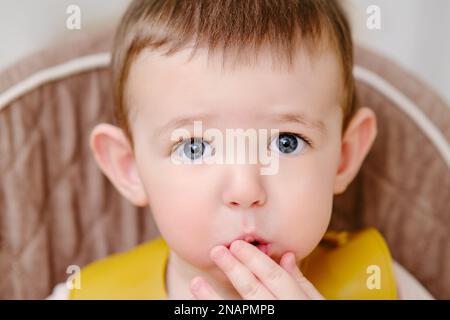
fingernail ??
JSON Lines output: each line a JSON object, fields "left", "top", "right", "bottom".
{"left": 230, "top": 240, "right": 244, "bottom": 253}
{"left": 288, "top": 252, "right": 296, "bottom": 264}
{"left": 191, "top": 277, "right": 203, "bottom": 292}
{"left": 211, "top": 246, "right": 226, "bottom": 260}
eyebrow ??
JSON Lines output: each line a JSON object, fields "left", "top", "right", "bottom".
{"left": 271, "top": 112, "right": 327, "bottom": 135}
{"left": 153, "top": 113, "right": 214, "bottom": 139}
{"left": 153, "top": 111, "right": 326, "bottom": 139}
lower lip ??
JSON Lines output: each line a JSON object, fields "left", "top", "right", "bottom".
{"left": 256, "top": 243, "right": 269, "bottom": 255}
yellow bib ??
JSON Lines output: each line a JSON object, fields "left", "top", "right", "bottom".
{"left": 69, "top": 228, "right": 397, "bottom": 299}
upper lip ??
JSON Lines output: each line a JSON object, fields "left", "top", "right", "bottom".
{"left": 225, "top": 233, "right": 269, "bottom": 248}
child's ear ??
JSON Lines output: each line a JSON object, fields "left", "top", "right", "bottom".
{"left": 334, "top": 107, "right": 378, "bottom": 195}
{"left": 89, "top": 123, "right": 148, "bottom": 207}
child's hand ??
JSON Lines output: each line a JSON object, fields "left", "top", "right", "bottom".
{"left": 189, "top": 240, "right": 325, "bottom": 300}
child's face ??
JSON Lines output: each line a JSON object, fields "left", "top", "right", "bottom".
{"left": 126, "top": 46, "right": 344, "bottom": 280}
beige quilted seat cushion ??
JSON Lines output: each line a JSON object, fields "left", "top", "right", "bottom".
{"left": 0, "top": 29, "right": 449, "bottom": 299}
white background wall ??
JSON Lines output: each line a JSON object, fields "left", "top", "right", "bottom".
{"left": 0, "top": 0, "right": 449, "bottom": 104}
{"left": 346, "top": 0, "right": 450, "bottom": 105}
{"left": 0, "top": 0, "right": 130, "bottom": 70}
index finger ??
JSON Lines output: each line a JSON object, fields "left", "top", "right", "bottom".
{"left": 229, "top": 240, "right": 309, "bottom": 299}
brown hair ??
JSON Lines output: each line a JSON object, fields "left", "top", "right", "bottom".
{"left": 112, "top": 0, "right": 358, "bottom": 145}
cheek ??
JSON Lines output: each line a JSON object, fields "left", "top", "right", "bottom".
{"left": 272, "top": 179, "right": 333, "bottom": 259}
{"left": 271, "top": 151, "right": 339, "bottom": 259}
{"left": 137, "top": 162, "right": 218, "bottom": 266}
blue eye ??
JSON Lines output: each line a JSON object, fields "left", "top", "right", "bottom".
{"left": 173, "top": 137, "right": 214, "bottom": 162}
{"left": 270, "top": 133, "right": 308, "bottom": 155}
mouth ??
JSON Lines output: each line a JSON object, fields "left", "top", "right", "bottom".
{"left": 225, "top": 234, "right": 271, "bottom": 255}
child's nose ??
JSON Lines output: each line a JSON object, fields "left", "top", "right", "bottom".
{"left": 222, "top": 165, "right": 267, "bottom": 209}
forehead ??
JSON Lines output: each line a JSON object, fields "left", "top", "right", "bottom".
{"left": 126, "top": 45, "right": 342, "bottom": 136}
